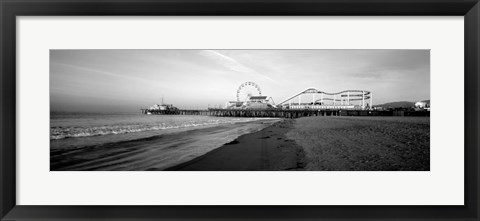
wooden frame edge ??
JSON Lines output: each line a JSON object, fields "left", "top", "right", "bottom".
{"left": 1, "top": 1, "right": 479, "bottom": 220}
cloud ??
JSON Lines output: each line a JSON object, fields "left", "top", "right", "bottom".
{"left": 52, "top": 62, "right": 155, "bottom": 85}
{"left": 198, "top": 50, "right": 276, "bottom": 83}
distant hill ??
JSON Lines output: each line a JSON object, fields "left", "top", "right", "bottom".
{"left": 374, "top": 101, "right": 415, "bottom": 109}
{"left": 374, "top": 100, "right": 430, "bottom": 109}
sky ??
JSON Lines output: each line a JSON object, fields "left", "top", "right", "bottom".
{"left": 50, "top": 50, "right": 430, "bottom": 113}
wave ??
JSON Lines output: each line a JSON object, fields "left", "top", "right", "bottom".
{"left": 50, "top": 118, "right": 267, "bottom": 140}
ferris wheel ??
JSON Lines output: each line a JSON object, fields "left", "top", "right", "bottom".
{"left": 236, "top": 81, "right": 262, "bottom": 102}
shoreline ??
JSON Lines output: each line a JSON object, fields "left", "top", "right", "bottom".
{"left": 165, "top": 119, "right": 305, "bottom": 171}
{"left": 51, "top": 118, "right": 280, "bottom": 171}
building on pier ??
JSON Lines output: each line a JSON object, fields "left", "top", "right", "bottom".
{"left": 225, "top": 95, "right": 276, "bottom": 109}
{"left": 414, "top": 100, "right": 430, "bottom": 111}
{"left": 144, "top": 103, "right": 178, "bottom": 114}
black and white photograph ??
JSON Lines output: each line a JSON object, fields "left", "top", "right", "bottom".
{"left": 50, "top": 49, "right": 430, "bottom": 171}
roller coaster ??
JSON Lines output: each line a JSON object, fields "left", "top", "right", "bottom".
{"left": 226, "top": 82, "right": 372, "bottom": 110}
{"left": 277, "top": 88, "right": 372, "bottom": 110}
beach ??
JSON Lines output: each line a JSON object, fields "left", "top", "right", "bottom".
{"left": 168, "top": 116, "right": 430, "bottom": 171}
{"left": 51, "top": 113, "right": 429, "bottom": 171}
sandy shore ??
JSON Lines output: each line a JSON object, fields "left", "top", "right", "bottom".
{"left": 167, "top": 116, "right": 429, "bottom": 171}
{"left": 287, "top": 116, "right": 430, "bottom": 171}
{"left": 166, "top": 119, "right": 305, "bottom": 171}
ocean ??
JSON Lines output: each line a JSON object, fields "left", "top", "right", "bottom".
{"left": 50, "top": 112, "right": 279, "bottom": 171}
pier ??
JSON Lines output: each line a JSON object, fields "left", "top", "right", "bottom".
{"left": 141, "top": 82, "right": 429, "bottom": 118}
{"left": 141, "top": 108, "right": 429, "bottom": 118}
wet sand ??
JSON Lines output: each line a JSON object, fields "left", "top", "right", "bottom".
{"left": 168, "top": 116, "right": 429, "bottom": 171}
{"left": 166, "top": 119, "right": 305, "bottom": 171}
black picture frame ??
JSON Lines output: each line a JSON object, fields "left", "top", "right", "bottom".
{"left": 1, "top": 0, "right": 479, "bottom": 220}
